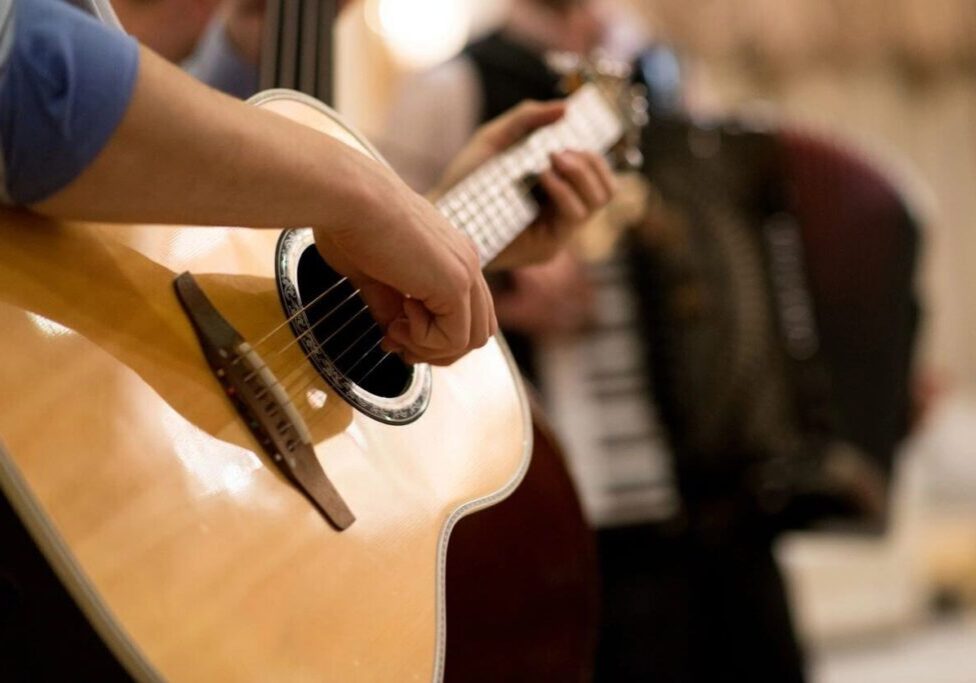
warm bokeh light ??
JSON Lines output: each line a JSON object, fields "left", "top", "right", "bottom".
{"left": 370, "top": 0, "right": 471, "bottom": 68}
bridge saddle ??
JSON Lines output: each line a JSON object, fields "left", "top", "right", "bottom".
{"left": 173, "top": 272, "right": 355, "bottom": 530}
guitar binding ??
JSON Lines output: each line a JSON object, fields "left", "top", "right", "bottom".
{"left": 275, "top": 228, "right": 432, "bottom": 426}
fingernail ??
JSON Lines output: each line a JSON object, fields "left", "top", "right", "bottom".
{"left": 380, "top": 337, "right": 404, "bottom": 354}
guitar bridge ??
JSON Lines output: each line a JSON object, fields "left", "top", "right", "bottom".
{"left": 173, "top": 272, "right": 355, "bottom": 530}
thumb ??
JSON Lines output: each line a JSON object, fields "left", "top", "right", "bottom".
{"left": 348, "top": 275, "right": 403, "bottom": 330}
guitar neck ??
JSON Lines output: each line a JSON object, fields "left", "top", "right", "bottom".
{"left": 436, "top": 84, "right": 624, "bottom": 265}
{"left": 259, "top": 3, "right": 625, "bottom": 265}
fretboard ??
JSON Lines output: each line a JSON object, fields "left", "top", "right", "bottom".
{"left": 435, "top": 84, "right": 624, "bottom": 265}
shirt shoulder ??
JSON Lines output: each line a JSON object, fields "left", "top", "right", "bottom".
{"left": 0, "top": 0, "right": 139, "bottom": 204}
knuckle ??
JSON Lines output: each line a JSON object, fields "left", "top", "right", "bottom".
{"left": 448, "top": 262, "right": 472, "bottom": 291}
{"left": 559, "top": 153, "right": 582, "bottom": 171}
{"left": 548, "top": 177, "right": 570, "bottom": 200}
{"left": 457, "top": 330, "right": 472, "bottom": 352}
{"left": 539, "top": 244, "right": 560, "bottom": 263}
{"left": 463, "top": 245, "right": 481, "bottom": 271}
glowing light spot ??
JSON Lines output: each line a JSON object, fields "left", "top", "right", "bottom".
{"left": 306, "top": 388, "right": 328, "bottom": 410}
{"left": 161, "top": 409, "right": 263, "bottom": 499}
{"left": 26, "top": 312, "right": 74, "bottom": 338}
{"left": 373, "top": 0, "right": 470, "bottom": 69}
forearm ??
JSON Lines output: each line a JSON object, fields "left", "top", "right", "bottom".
{"left": 33, "top": 47, "right": 398, "bottom": 234}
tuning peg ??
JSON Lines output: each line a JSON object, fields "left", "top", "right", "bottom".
{"left": 609, "top": 140, "right": 644, "bottom": 171}
{"left": 592, "top": 51, "right": 632, "bottom": 80}
{"left": 546, "top": 51, "right": 583, "bottom": 76}
{"left": 621, "top": 146, "right": 644, "bottom": 170}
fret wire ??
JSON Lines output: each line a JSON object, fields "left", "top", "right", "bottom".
{"left": 440, "top": 188, "right": 491, "bottom": 252}
{"left": 462, "top": 157, "right": 529, "bottom": 254}
{"left": 437, "top": 84, "right": 623, "bottom": 264}
{"left": 474, "top": 197, "right": 511, "bottom": 261}
{"left": 460, "top": 202, "right": 495, "bottom": 252}
{"left": 466, "top": 181, "right": 503, "bottom": 254}
{"left": 571, "top": 100, "right": 600, "bottom": 144}
{"left": 484, "top": 194, "right": 512, "bottom": 246}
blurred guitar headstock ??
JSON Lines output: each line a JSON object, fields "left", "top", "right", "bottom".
{"left": 547, "top": 50, "right": 650, "bottom": 172}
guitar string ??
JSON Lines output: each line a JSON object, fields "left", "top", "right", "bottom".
{"left": 244, "top": 85, "right": 610, "bottom": 362}
{"left": 250, "top": 169, "right": 533, "bottom": 408}
{"left": 249, "top": 93, "right": 622, "bottom": 418}
{"left": 263, "top": 304, "right": 373, "bottom": 403}
{"left": 285, "top": 323, "right": 384, "bottom": 426}
{"left": 270, "top": 104, "right": 631, "bottom": 435}
{"left": 245, "top": 118, "right": 551, "bottom": 361}
{"left": 279, "top": 181, "right": 541, "bottom": 418}
{"left": 356, "top": 351, "right": 394, "bottom": 385}
{"left": 274, "top": 139, "right": 591, "bottom": 418}
{"left": 277, "top": 174, "right": 533, "bottom": 412}
{"left": 243, "top": 287, "right": 362, "bottom": 382}
{"left": 290, "top": 334, "right": 386, "bottom": 424}
{"left": 233, "top": 274, "right": 349, "bottom": 362}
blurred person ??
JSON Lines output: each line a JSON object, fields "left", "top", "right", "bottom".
{"left": 382, "top": 1, "right": 813, "bottom": 681}
{"left": 110, "top": 0, "right": 221, "bottom": 60}
{"left": 182, "top": 0, "right": 263, "bottom": 97}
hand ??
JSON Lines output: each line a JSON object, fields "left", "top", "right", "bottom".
{"left": 431, "top": 100, "right": 617, "bottom": 271}
{"left": 313, "top": 170, "right": 497, "bottom": 366}
{"left": 493, "top": 251, "right": 594, "bottom": 337}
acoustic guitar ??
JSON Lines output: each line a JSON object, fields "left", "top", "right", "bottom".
{"left": 0, "top": 55, "right": 639, "bottom": 682}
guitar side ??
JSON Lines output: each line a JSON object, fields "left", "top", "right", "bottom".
{"left": 0, "top": 94, "right": 531, "bottom": 682}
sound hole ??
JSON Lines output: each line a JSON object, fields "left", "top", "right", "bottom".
{"left": 296, "top": 246, "right": 413, "bottom": 399}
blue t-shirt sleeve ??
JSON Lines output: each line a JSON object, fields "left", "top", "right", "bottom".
{"left": 0, "top": 0, "right": 139, "bottom": 204}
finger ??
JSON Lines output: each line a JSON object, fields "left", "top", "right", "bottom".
{"left": 382, "top": 317, "right": 409, "bottom": 354}
{"left": 467, "top": 280, "right": 488, "bottom": 351}
{"left": 345, "top": 274, "right": 407, "bottom": 355}
{"left": 590, "top": 152, "right": 617, "bottom": 199}
{"left": 385, "top": 317, "right": 468, "bottom": 361}
{"left": 485, "top": 275, "right": 499, "bottom": 337}
{"left": 352, "top": 278, "right": 404, "bottom": 329}
{"left": 388, "top": 296, "right": 472, "bottom": 362}
{"left": 539, "top": 167, "right": 588, "bottom": 230}
{"left": 484, "top": 100, "right": 567, "bottom": 149}
{"left": 409, "top": 294, "right": 470, "bottom": 353}
{"left": 467, "top": 274, "right": 493, "bottom": 350}
{"left": 551, "top": 151, "right": 611, "bottom": 210}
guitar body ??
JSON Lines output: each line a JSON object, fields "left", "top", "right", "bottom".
{"left": 0, "top": 92, "right": 530, "bottom": 681}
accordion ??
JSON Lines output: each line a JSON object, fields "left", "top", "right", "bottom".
{"left": 626, "top": 115, "right": 920, "bottom": 536}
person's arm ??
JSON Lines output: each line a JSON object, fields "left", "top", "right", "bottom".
{"left": 3, "top": 0, "right": 492, "bottom": 366}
